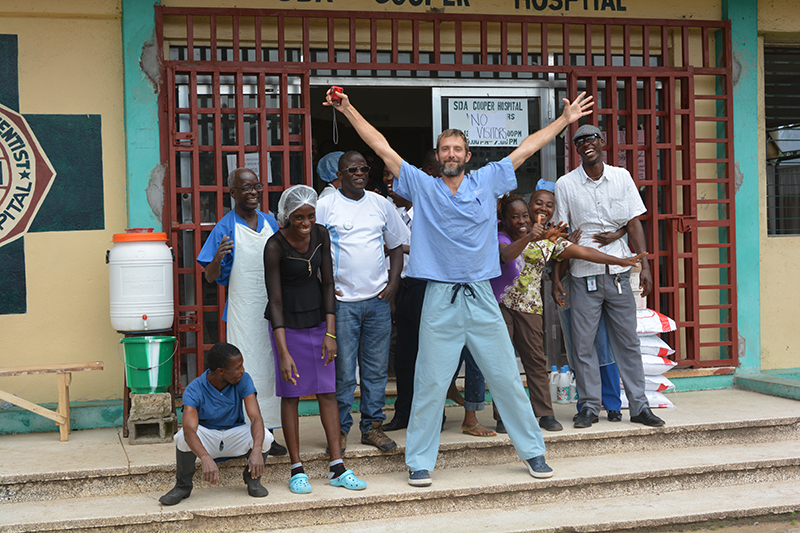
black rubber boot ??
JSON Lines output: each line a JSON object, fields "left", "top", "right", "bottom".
{"left": 159, "top": 449, "right": 196, "bottom": 505}
{"left": 243, "top": 450, "right": 269, "bottom": 498}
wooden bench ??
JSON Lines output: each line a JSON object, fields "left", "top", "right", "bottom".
{"left": 0, "top": 361, "right": 104, "bottom": 441}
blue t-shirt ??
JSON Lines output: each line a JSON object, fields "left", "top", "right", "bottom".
{"left": 182, "top": 369, "right": 257, "bottom": 430}
{"left": 196, "top": 209, "right": 280, "bottom": 320}
{"left": 394, "top": 157, "right": 516, "bottom": 283}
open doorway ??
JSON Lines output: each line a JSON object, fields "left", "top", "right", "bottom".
{"left": 310, "top": 86, "right": 433, "bottom": 194}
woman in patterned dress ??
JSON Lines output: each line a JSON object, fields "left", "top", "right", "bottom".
{"left": 489, "top": 190, "right": 644, "bottom": 433}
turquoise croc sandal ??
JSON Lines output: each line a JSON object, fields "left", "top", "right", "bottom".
{"left": 289, "top": 473, "right": 312, "bottom": 494}
{"left": 329, "top": 469, "right": 367, "bottom": 491}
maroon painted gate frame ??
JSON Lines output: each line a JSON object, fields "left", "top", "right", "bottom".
{"left": 156, "top": 7, "right": 737, "bottom": 392}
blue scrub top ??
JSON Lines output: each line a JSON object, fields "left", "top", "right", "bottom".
{"left": 182, "top": 370, "right": 257, "bottom": 430}
{"left": 395, "top": 157, "right": 516, "bottom": 283}
{"left": 196, "top": 209, "right": 280, "bottom": 320}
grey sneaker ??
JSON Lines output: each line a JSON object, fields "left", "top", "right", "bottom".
{"left": 524, "top": 455, "right": 554, "bottom": 479}
{"left": 408, "top": 469, "right": 432, "bottom": 487}
{"left": 361, "top": 421, "right": 397, "bottom": 452}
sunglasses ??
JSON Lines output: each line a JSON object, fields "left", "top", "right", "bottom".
{"left": 574, "top": 133, "right": 601, "bottom": 147}
{"left": 343, "top": 165, "right": 371, "bottom": 174}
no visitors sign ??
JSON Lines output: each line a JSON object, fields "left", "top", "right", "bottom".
{"left": 448, "top": 98, "right": 529, "bottom": 147}
{"left": 0, "top": 103, "right": 57, "bottom": 249}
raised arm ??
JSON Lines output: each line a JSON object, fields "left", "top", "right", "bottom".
{"left": 324, "top": 88, "right": 403, "bottom": 178}
{"left": 508, "top": 92, "right": 594, "bottom": 170}
{"left": 499, "top": 225, "right": 544, "bottom": 264}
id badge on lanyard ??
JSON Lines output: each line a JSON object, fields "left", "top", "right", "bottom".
{"left": 587, "top": 276, "right": 597, "bottom": 292}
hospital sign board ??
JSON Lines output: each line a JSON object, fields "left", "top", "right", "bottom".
{"left": 0, "top": 103, "right": 57, "bottom": 249}
{"left": 447, "top": 98, "right": 530, "bottom": 147}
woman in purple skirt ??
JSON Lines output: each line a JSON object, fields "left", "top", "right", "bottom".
{"left": 264, "top": 185, "right": 366, "bottom": 494}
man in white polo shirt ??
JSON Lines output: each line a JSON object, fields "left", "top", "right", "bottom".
{"left": 553, "top": 124, "right": 665, "bottom": 430}
{"left": 316, "top": 151, "right": 410, "bottom": 453}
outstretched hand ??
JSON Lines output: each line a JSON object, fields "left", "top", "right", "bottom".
{"left": 562, "top": 91, "right": 595, "bottom": 124}
{"left": 544, "top": 221, "right": 568, "bottom": 243}
{"left": 619, "top": 251, "right": 648, "bottom": 269}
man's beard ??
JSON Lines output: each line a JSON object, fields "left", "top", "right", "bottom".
{"left": 440, "top": 159, "right": 465, "bottom": 177}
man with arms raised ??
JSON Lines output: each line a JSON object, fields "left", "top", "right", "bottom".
{"left": 159, "top": 341, "right": 272, "bottom": 505}
{"left": 324, "top": 88, "right": 592, "bottom": 486}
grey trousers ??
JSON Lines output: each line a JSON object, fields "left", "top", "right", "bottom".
{"left": 569, "top": 271, "right": 648, "bottom": 416}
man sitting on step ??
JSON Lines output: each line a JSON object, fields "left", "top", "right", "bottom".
{"left": 159, "top": 342, "right": 273, "bottom": 505}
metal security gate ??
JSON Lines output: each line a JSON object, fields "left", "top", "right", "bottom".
{"left": 568, "top": 69, "right": 737, "bottom": 367}
{"left": 157, "top": 7, "right": 736, "bottom": 390}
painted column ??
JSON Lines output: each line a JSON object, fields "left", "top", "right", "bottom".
{"left": 122, "top": 0, "right": 162, "bottom": 231}
{"left": 723, "top": 0, "right": 760, "bottom": 374}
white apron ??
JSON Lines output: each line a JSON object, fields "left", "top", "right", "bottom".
{"left": 227, "top": 219, "right": 280, "bottom": 429}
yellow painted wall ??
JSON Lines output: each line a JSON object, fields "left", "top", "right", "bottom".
{"left": 758, "top": 0, "right": 800, "bottom": 371}
{"left": 0, "top": 0, "right": 745, "bottom": 415}
{"left": 0, "top": 1, "right": 128, "bottom": 403}
{"left": 162, "top": 0, "right": 720, "bottom": 19}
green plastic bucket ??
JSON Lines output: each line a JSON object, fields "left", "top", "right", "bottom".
{"left": 119, "top": 336, "right": 177, "bottom": 394}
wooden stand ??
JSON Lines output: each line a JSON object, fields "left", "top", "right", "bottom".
{"left": 0, "top": 361, "right": 104, "bottom": 441}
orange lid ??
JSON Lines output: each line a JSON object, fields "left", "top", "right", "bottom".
{"left": 113, "top": 228, "right": 168, "bottom": 242}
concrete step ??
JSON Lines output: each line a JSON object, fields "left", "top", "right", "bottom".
{"left": 2, "top": 439, "right": 799, "bottom": 533}
{"left": 2, "top": 389, "right": 799, "bottom": 504}
{"left": 276, "top": 479, "right": 800, "bottom": 533}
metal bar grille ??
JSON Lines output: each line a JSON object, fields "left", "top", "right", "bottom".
{"left": 567, "top": 68, "right": 736, "bottom": 368}
{"left": 157, "top": 7, "right": 736, "bottom": 386}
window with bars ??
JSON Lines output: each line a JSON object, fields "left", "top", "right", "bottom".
{"left": 765, "top": 46, "right": 800, "bottom": 236}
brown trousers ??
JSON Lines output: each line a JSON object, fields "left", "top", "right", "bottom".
{"left": 494, "top": 305, "right": 554, "bottom": 419}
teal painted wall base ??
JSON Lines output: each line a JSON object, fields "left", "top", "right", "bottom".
{"left": 0, "top": 373, "right": 762, "bottom": 436}
{"left": 0, "top": 400, "right": 122, "bottom": 436}
{"left": 735, "top": 369, "right": 800, "bottom": 402}
{"left": 671, "top": 375, "right": 735, "bottom": 392}
{"left": 0, "top": 378, "right": 745, "bottom": 435}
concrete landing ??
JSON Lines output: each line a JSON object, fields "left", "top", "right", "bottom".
{"left": 2, "top": 388, "right": 798, "bottom": 482}
{"left": 1, "top": 389, "right": 799, "bottom": 533}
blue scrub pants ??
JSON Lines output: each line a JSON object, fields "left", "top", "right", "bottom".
{"left": 405, "top": 280, "right": 546, "bottom": 472}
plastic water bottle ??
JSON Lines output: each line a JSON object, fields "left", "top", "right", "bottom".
{"left": 549, "top": 365, "right": 559, "bottom": 403}
{"left": 569, "top": 371, "right": 578, "bottom": 403}
{"left": 556, "top": 365, "right": 570, "bottom": 404}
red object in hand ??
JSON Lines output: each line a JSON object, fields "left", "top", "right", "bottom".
{"left": 330, "top": 86, "right": 343, "bottom": 105}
